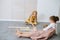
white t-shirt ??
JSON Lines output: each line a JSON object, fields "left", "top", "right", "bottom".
{"left": 43, "top": 23, "right": 56, "bottom": 31}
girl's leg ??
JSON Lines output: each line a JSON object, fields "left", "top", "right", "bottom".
{"left": 20, "top": 32, "right": 32, "bottom": 37}
{"left": 16, "top": 29, "right": 32, "bottom": 37}
{"left": 16, "top": 29, "right": 23, "bottom": 37}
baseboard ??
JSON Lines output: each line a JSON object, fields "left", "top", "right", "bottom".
{"left": 0, "top": 19, "right": 60, "bottom": 23}
{"left": 0, "top": 19, "right": 49, "bottom": 22}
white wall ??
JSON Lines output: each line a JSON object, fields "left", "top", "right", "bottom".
{"left": 11, "top": 0, "right": 25, "bottom": 20}
{"left": 24, "top": 0, "right": 37, "bottom": 20}
{"left": 0, "top": 0, "right": 60, "bottom": 22}
{"left": 37, "top": 0, "right": 60, "bottom": 22}
{"left": 0, "top": 0, "right": 37, "bottom": 21}
{"left": 0, "top": 0, "right": 11, "bottom": 19}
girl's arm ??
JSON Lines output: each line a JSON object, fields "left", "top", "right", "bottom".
{"left": 34, "top": 15, "right": 37, "bottom": 22}
{"left": 43, "top": 24, "right": 54, "bottom": 31}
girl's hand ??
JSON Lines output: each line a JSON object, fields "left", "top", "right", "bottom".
{"left": 31, "top": 23, "right": 35, "bottom": 27}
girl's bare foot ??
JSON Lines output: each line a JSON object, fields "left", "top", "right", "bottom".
{"left": 16, "top": 29, "right": 23, "bottom": 37}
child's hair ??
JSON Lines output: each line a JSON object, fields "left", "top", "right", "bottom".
{"left": 32, "top": 11, "right": 37, "bottom": 15}
{"left": 50, "top": 16, "right": 59, "bottom": 23}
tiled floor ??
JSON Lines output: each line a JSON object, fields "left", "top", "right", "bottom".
{"left": 0, "top": 21, "right": 60, "bottom": 40}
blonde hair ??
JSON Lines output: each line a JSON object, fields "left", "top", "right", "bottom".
{"left": 32, "top": 11, "right": 37, "bottom": 15}
{"left": 29, "top": 10, "right": 37, "bottom": 18}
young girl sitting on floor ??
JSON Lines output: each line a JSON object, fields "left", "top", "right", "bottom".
{"left": 16, "top": 16, "right": 59, "bottom": 40}
{"left": 25, "top": 11, "right": 37, "bottom": 25}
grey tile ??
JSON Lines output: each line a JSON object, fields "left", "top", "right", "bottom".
{"left": 0, "top": 21, "right": 60, "bottom": 40}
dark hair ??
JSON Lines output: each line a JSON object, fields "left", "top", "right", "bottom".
{"left": 50, "top": 16, "right": 59, "bottom": 23}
